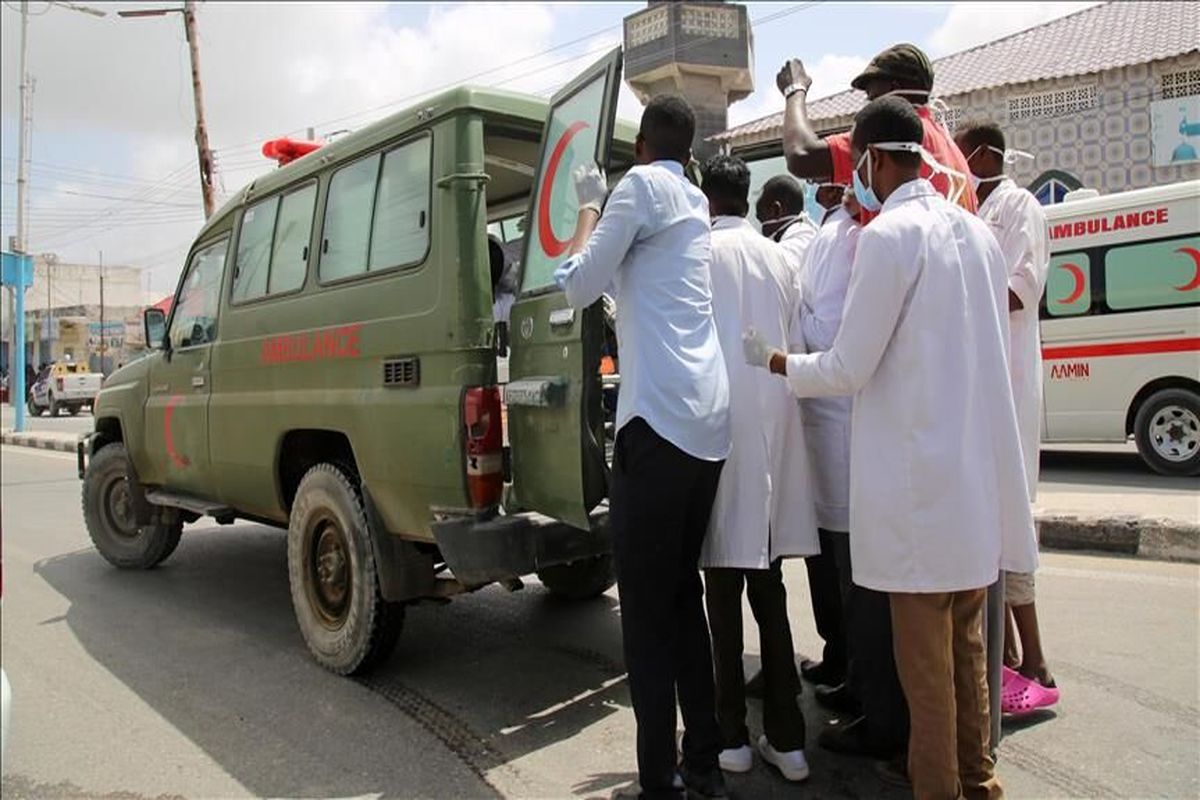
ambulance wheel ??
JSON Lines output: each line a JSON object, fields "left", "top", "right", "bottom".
{"left": 27, "top": 397, "right": 40, "bottom": 417}
{"left": 537, "top": 554, "right": 616, "bottom": 601}
{"left": 82, "top": 442, "right": 183, "bottom": 569}
{"left": 67, "top": 404, "right": 80, "bottom": 416}
{"left": 1133, "top": 388, "right": 1200, "bottom": 476}
{"left": 49, "top": 395, "right": 60, "bottom": 416}
{"left": 287, "top": 463, "right": 404, "bottom": 675}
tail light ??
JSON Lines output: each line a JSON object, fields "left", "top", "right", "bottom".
{"left": 464, "top": 386, "right": 503, "bottom": 509}
{"left": 56, "top": 377, "right": 64, "bottom": 392}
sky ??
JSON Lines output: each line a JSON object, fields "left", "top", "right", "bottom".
{"left": 0, "top": 0, "right": 1100, "bottom": 297}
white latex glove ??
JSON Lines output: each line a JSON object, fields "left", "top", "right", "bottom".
{"left": 573, "top": 162, "right": 608, "bottom": 214}
{"left": 742, "top": 327, "right": 780, "bottom": 369}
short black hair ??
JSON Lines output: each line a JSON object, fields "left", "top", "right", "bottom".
{"left": 760, "top": 174, "right": 805, "bottom": 214}
{"left": 640, "top": 94, "right": 695, "bottom": 163}
{"left": 956, "top": 119, "right": 1005, "bottom": 155}
{"left": 701, "top": 154, "right": 751, "bottom": 214}
{"left": 851, "top": 96, "right": 923, "bottom": 168}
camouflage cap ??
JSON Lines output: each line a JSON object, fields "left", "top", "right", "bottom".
{"left": 850, "top": 43, "right": 934, "bottom": 91}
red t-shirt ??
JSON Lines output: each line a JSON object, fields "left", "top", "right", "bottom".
{"left": 828, "top": 106, "right": 978, "bottom": 223}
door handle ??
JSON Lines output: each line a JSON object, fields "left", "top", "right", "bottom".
{"left": 192, "top": 376, "right": 206, "bottom": 388}
{"left": 549, "top": 308, "right": 575, "bottom": 328}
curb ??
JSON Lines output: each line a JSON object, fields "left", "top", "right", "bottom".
{"left": 1, "top": 430, "right": 81, "bottom": 453}
{"left": 1037, "top": 514, "right": 1200, "bottom": 564}
{"left": 3, "top": 429, "right": 1196, "bottom": 563}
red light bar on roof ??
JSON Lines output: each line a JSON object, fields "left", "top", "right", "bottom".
{"left": 262, "top": 137, "right": 323, "bottom": 167}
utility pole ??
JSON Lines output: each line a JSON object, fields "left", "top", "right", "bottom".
{"left": 120, "top": 2, "right": 216, "bottom": 218}
{"left": 9, "top": 0, "right": 106, "bottom": 369}
{"left": 98, "top": 250, "right": 105, "bottom": 376}
{"left": 16, "top": 1, "right": 30, "bottom": 255}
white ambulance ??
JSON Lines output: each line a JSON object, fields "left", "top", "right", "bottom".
{"left": 1040, "top": 179, "right": 1200, "bottom": 475}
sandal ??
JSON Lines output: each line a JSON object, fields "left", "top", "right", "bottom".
{"left": 1001, "top": 665, "right": 1060, "bottom": 715}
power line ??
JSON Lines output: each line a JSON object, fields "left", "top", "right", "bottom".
{"left": 212, "top": 3, "right": 821, "bottom": 159}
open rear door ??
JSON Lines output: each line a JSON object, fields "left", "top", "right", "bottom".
{"left": 506, "top": 47, "right": 622, "bottom": 531}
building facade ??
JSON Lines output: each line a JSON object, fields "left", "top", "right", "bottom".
{"left": 715, "top": 1, "right": 1200, "bottom": 203}
{"left": 1, "top": 258, "right": 152, "bottom": 376}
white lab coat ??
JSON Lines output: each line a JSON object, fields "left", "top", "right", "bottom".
{"left": 702, "top": 216, "right": 820, "bottom": 569}
{"left": 775, "top": 214, "right": 819, "bottom": 271}
{"left": 796, "top": 207, "right": 861, "bottom": 532}
{"left": 782, "top": 180, "right": 1038, "bottom": 593}
{"left": 979, "top": 178, "right": 1050, "bottom": 500}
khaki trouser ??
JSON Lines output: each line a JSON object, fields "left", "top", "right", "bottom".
{"left": 890, "top": 589, "right": 1003, "bottom": 800}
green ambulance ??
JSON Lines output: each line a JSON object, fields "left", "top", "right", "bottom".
{"left": 79, "top": 51, "right": 629, "bottom": 675}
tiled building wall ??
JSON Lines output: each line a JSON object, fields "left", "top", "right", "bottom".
{"left": 948, "top": 51, "right": 1200, "bottom": 194}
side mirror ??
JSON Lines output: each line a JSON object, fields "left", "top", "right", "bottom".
{"left": 144, "top": 308, "right": 167, "bottom": 350}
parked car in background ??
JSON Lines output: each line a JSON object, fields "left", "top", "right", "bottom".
{"left": 28, "top": 361, "right": 103, "bottom": 417}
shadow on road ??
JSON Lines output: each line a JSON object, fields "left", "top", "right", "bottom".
{"left": 1040, "top": 448, "right": 1199, "bottom": 491}
{"left": 32, "top": 524, "right": 632, "bottom": 798}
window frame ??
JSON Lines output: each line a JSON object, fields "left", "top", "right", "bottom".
{"left": 168, "top": 235, "right": 230, "bottom": 351}
{"left": 317, "top": 131, "right": 434, "bottom": 288}
{"left": 229, "top": 178, "right": 319, "bottom": 307}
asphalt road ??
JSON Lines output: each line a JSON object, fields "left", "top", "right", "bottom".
{"left": 1, "top": 445, "right": 1198, "bottom": 799}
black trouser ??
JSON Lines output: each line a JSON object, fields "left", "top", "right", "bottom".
{"left": 804, "top": 528, "right": 849, "bottom": 680}
{"left": 832, "top": 534, "right": 909, "bottom": 753}
{"left": 705, "top": 559, "right": 806, "bottom": 752}
{"left": 611, "top": 417, "right": 725, "bottom": 799}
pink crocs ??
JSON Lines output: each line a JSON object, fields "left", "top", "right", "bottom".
{"left": 1001, "top": 665, "right": 1060, "bottom": 716}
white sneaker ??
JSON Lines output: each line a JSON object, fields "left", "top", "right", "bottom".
{"left": 718, "top": 744, "right": 754, "bottom": 773}
{"left": 757, "top": 735, "right": 810, "bottom": 782}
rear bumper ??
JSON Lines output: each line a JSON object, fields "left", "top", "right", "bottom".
{"left": 431, "top": 510, "right": 611, "bottom": 588}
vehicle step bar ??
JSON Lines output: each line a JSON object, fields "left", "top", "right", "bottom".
{"left": 144, "top": 489, "right": 234, "bottom": 519}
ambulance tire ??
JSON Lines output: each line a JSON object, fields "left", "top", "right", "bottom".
{"left": 48, "top": 394, "right": 60, "bottom": 416}
{"left": 287, "top": 463, "right": 404, "bottom": 676}
{"left": 67, "top": 404, "right": 80, "bottom": 416}
{"left": 1133, "top": 388, "right": 1200, "bottom": 477}
{"left": 27, "top": 397, "right": 40, "bottom": 417}
{"left": 82, "top": 442, "right": 184, "bottom": 569}
{"left": 537, "top": 554, "right": 616, "bottom": 601}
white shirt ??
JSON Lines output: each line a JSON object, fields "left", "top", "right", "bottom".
{"left": 795, "top": 206, "right": 861, "bottom": 532}
{"left": 556, "top": 160, "right": 731, "bottom": 461}
{"left": 782, "top": 179, "right": 1037, "bottom": 593}
{"left": 979, "top": 178, "right": 1050, "bottom": 500}
{"left": 702, "top": 216, "right": 819, "bottom": 569}
{"left": 774, "top": 214, "right": 819, "bottom": 270}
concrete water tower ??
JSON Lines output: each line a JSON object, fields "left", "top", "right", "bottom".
{"left": 622, "top": 1, "right": 754, "bottom": 161}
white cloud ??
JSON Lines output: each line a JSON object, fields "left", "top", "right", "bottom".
{"left": 1, "top": 2, "right": 579, "bottom": 292}
{"left": 727, "top": 53, "right": 868, "bottom": 128}
{"left": 926, "top": 2, "right": 1102, "bottom": 58}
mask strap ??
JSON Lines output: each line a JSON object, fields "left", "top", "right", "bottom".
{"left": 875, "top": 141, "right": 969, "bottom": 205}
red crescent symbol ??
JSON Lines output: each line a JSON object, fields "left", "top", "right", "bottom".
{"left": 1173, "top": 247, "right": 1200, "bottom": 292}
{"left": 1058, "top": 262, "right": 1086, "bottom": 304}
{"left": 537, "top": 120, "right": 591, "bottom": 259}
{"left": 164, "top": 394, "right": 191, "bottom": 469}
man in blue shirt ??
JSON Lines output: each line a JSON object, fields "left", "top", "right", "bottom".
{"left": 555, "top": 95, "right": 732, "bottom": 800}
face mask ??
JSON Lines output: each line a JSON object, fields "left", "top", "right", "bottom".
{"left": 880, "top": 89, "right": 955, "bottom": 132}
{"left": 856, "top": 140, "right": 970, "bottom": 209}
{"left": 853, "top": 149, "right": 882, "bottom": 213}
{"left": 966, "top": 144, "right": 1034, "bottom": 188}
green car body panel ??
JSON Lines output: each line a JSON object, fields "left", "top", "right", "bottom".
{"left": 88, "top": 75, "right": 634, "bottom": 585}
